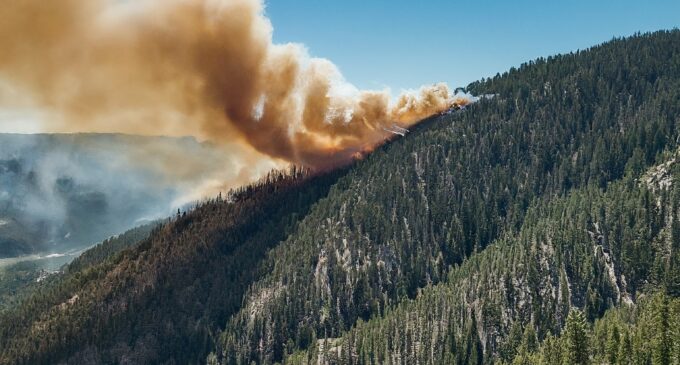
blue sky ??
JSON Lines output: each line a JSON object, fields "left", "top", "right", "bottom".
{"left": 264, "top": 0, "right": 680, "bottom": 91}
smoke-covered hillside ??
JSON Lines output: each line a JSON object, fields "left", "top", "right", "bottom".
{"left": 0, "top": 134, "right": 230, "bottom": 258}
{"left": 1, "top": 30, "right": 680, "bottom": 365}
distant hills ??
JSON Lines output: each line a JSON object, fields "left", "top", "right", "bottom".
{"left": 0, "top": 133, "right": 226, "bottom": 258}
{"left": 1, "top": 30, "right": 680, "bottom": 364}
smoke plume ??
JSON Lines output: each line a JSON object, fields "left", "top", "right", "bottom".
{"left": 0, "top": 0, "right": 474, "bottom": 169}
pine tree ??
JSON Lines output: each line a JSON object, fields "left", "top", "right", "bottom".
{"left": 617, "top": 331, "right": 632, "bottom": 365}
{"left": 652, "top": 294, "right": 671, "bottom": 365}
{"left": 465, "top": 315, "right": 484, "bottom": 365}
{"left": 606, "top": 325, "right": 620, "bottom": 364}
{"left": 667, "top": 199, "right": 680, "bottom": 297}
{"left": 521, "top": 324, "right": 539, "bottom": 354}
{"left": 503, "top": 322, "right": 524, "bottom": 361}
{"left": 563, "top": 309, "right": 590, "bottom": 365}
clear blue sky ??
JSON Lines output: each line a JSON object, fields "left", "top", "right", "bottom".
{"left": 264, "top": 0, "right": 679, "bottom": 91}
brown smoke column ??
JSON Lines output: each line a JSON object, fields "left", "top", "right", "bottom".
{"left": 0, "top": 0, "right": 475, "bottom": 170}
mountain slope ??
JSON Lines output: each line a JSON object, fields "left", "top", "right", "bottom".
{"left": 287, "top": 157, "right": 680, "bottom": 363}
{"left": 1, "top": 30, "right": 680, "bottom": 365}
{"left": 0, "top": 223, "right": 156, "bottom": 312}
{"left": 215, "top": 30, "right": 680, "bottom": 364}
{"left": 0, "top": 168, "right": 345, "bottom": 364}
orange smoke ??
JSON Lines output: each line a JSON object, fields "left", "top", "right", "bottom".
{"left": 0, "top": 0, "right": 473, "bottom": 170}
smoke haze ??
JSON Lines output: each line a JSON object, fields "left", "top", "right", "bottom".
{"left": 0, "top": 133, "right": 267, "bottom": 257}
{"left": 0, "top": 0, "right": 474, "bottom": 170}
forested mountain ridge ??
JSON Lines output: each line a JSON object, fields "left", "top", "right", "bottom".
{"left": 1, "top": 30, "right": 679, "bottom": 365}
{"left": 288, "top": 153, "right": 680, "bottom": 364}
{"left": 214, "top": 30, "right": 680, "bottom": 364}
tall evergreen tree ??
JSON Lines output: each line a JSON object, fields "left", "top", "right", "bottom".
{"left": 652, "top": 294, "right": 671, "bottom": 365}
{"left": 563, "top": 309, "right": 590, "bottom": 365}
{"left": 606, "top": 325, "right": 620, "bottom": 365}
{"left": 617, "top": 330, "right": 632, "bottom": 365}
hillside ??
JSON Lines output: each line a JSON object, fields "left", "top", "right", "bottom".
{"left": 1, "top": 30, "right": 679, "bottom": 365}
{"left": 287, "top": 158, "right": 680, "bottom": 363}
{"left": 0, "top": 223, "right": 155, "bottom": 311}
{"left": 214, "top": 30, "right": 680, "bottom": 364}
{"left": 0, "top": 168, "right": 345, "bottom": 364}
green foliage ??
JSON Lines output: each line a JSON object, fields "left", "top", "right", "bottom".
{"left": 0, "top": 261, "right": 42, "bottom": 311}
{"left": 0, "top": 223, "right": 155, "bottom": 312}
{"left": 652, "top": 294, "right": 672, "bottom": 365}
{"left": 280, "top": 165, "right": 680, "bottom": 364}
{"left": 605, "top": 324, "right": 620, "bottom": 365}
{"left": 65, "top": 223, "right": 156, "bottom": 273}
{"left": 516, "top": 293, "right": 680, "bottom": 365}
{"left": 563, "top": 309, "right": 590, "bottom": 365}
